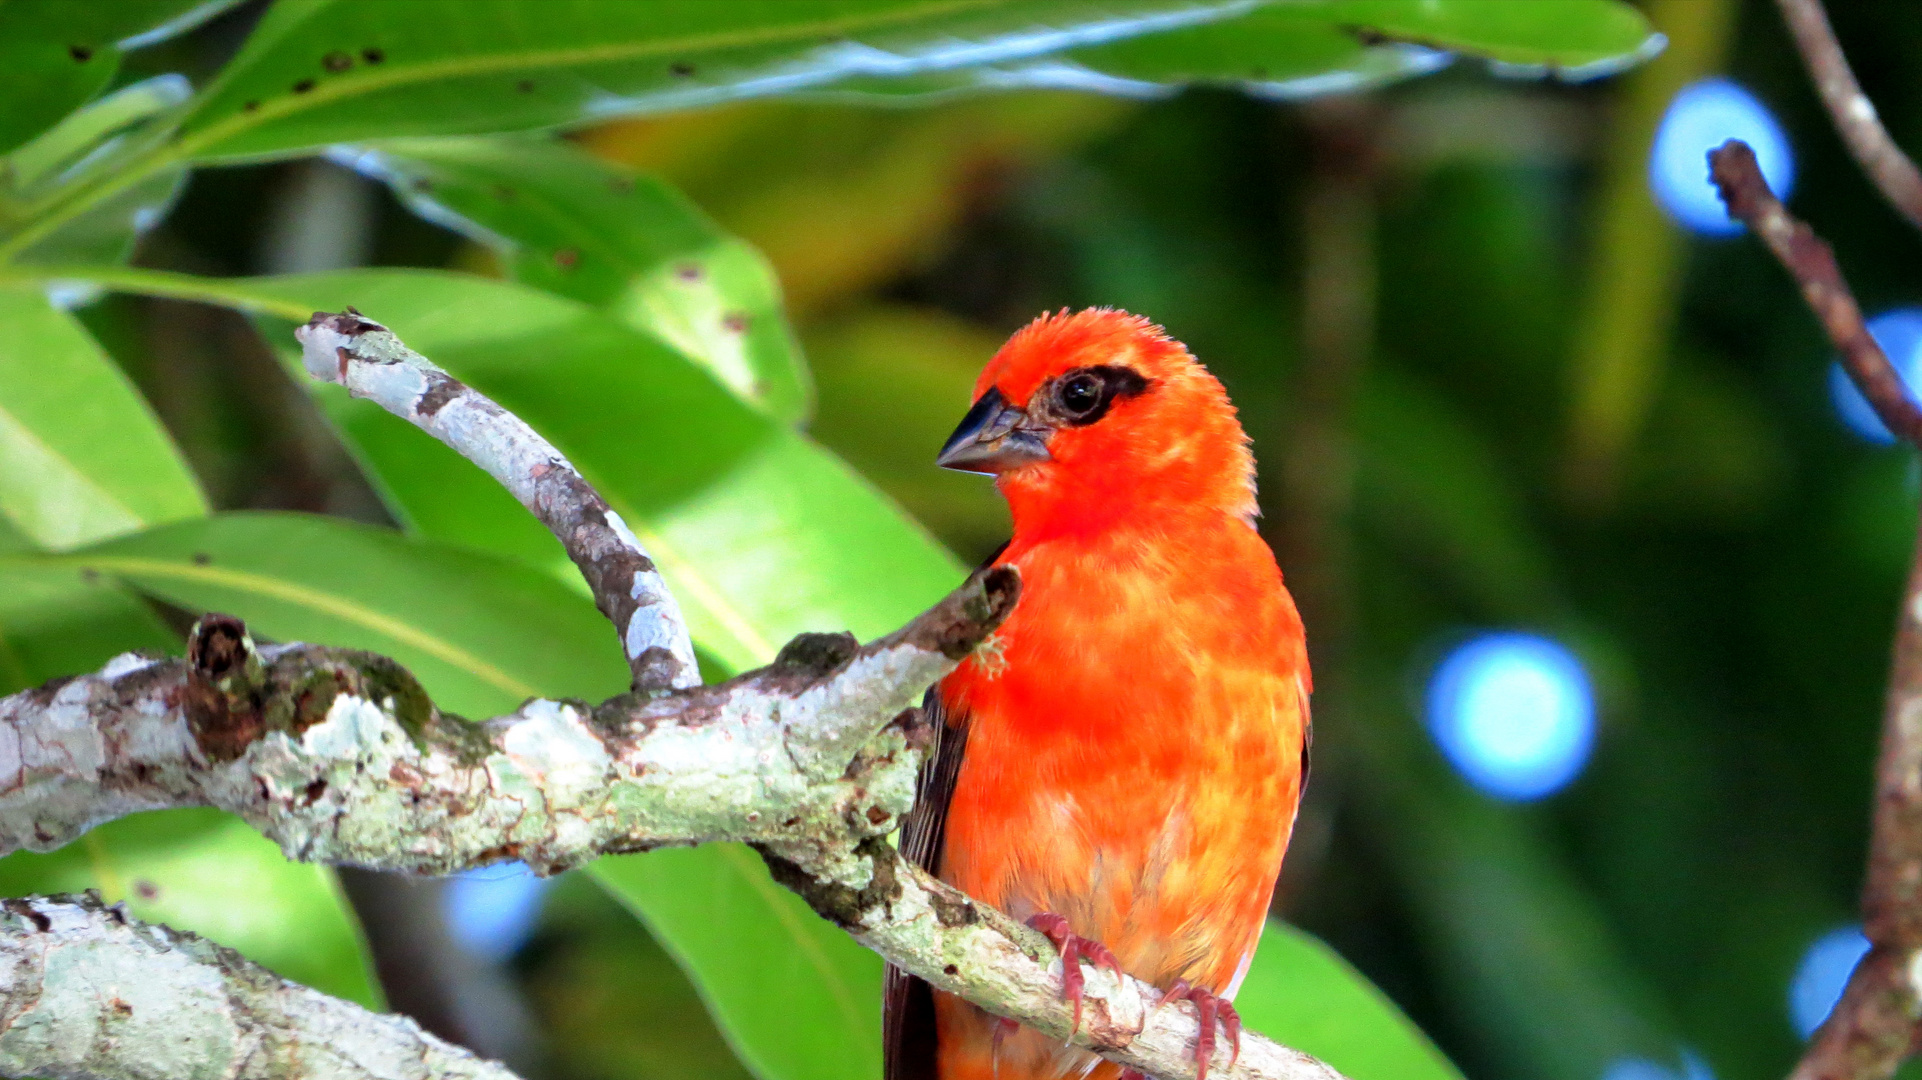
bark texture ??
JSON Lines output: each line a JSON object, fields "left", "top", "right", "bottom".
{"left": 0, "top": 575, "right": 1014, "bottom": 884}
{"left": 0, "top": 312, "right": 1352, "bottom": 1080}
{"left": 295, "top": 311, "right": 697, "bottom": 692}
{"left": 1712, "top": 139, "right": 1922, "bottom": 1080}
{"left": 0, "top": 893, "right": 514, "bottom": 1080}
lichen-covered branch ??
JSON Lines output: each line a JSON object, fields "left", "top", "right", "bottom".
{"left": 0, "top": 569, "right": 1014, "bottom": 883}
{"left": 0, "top": 311, "right": 1354, "bottom": 1080}
{"left": 0, "top": 595, "right": 1345, "bottom": 1080}
{"left": 294, "top": 310, "right": 698, "bottom": 692}
{"left": 770, "top": 843, "right": 1344, "bottom": 1080}
{"left": 0, "top": 893, "right": 514, "bottom": 1080}
{"left": 1776, "top": 0, "right": 1922, "bottom": 230}
{"left": 1712, "top": 139, "right": 1922, "bottom": 1080}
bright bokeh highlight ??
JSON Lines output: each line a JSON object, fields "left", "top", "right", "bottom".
{"left": 1649, "top": 77, "right": 1794, "bottom": 235}
{"left": 1829, "top": 308, "right": 1922, "bottom": 444}
{"left": 1790, "top": 926, "right": 1870, "bottom": 1038}
{"left": 1603, "top": 1057, "right": 1674, "bottom": 1080}
{"left": 1426, "top": 632, "right": 1596, "bottom": 801}
{"left": 1602, "top": 1051, "right": 1714, "bottom": 1080}
{"left": 443, "top": 862, "right": 553, "bottom": 964}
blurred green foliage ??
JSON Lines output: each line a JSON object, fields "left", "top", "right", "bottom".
{"left": 0, "top": 807, "right": 381, "bottom": 1008}
{"left": 10, "top": 3, "right": 1904, "bottom": 1080}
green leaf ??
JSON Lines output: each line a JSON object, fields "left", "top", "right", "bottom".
{"left": 523, "top": 873, "right": 758, "bottom": 1080}
{"left": 590, "top": 845, "right": 882, "bottom": 1080}
{"left": 173, "top": 0, "right": 1255, "bottom": 163}
{"left": 7, "top": 0, "right": 246, "bottom": 50}
{"left": 822, "top": 0, "right": 1658, "bottom": 101}
{"left": 0, "top": 0, "right": 239, "bottom": 156}
{"left": 0, "top": 808, "right": 382, "bottom": 1009}
{"left": 0, "top": 559, "right": 174, "bottom": 695}
{"left": 1236, "top": 921, "right": 1463, "bottom": 1080}
{"left": 0, "top": 8, "right": 121, "bottom": 159}
{"left": 4, "top": 71, "right": 195, "bottom": 266}
{"left": 1308, "top": 0, "right": 1661, "bottom": 72}
{"left": 802, "top": 305, "right": 1012, "bottom": 561}
{"left": 47, "top": 511, "right": 631, "bottom": 717}
{"left": 13, "top": 162, "right": 188, "bottom": 267}
{"left": 7, "top": 73, "right": 194, "bottom": 194}
{"left": 225, "top": 270, "right": 962, "bottom": 672}
{"left": 1074, "top": 0, "right": 1660, "bottom": 91}
{"left": 340, "top": 137, "right": 812, "bottom": 422}
{"left": 0, "top": 285, "right": 206, "bottom": 549}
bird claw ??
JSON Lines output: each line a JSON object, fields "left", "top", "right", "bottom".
{"left": 991, "top": 1016, "right": 1020, "bottom": 1080}
{"left": 1152, "top": 980, "right": 1241, "bottom": 1080}
{"left": 1026, "top": 912, "right": 1122, "bottom": 1037}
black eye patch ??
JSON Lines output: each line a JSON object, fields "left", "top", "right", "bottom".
{"left": 1044, "top": 365, "right": 1151, "bottom": 427}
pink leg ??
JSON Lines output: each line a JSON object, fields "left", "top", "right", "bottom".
{"left": 991, "top": 1015, "right": 1020, "bottom": 1080}
{"left": 1153, "top": 980, "right": 1242, "bottom": 1080}
{"left": 1025, "top": 912, "right": 1123, "bottom": 1036}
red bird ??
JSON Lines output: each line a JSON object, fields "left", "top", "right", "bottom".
{"left": 885, "top": 309, "right": 1311, "bottom": 1080}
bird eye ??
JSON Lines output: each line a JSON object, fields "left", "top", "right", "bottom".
{"left": 1057, "top": 373, "right": 1103, "bottom": 417}
{"left": 1046, "top": 365, "right": 1151, "bottom": 426}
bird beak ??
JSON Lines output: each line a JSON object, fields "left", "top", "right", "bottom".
{"left": 937, "top": 387, "right": 1051, "bottom": 474}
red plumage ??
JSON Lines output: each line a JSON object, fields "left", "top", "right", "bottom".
{"left": 886, "top": 309, "right": 1311, "bottom": 1080}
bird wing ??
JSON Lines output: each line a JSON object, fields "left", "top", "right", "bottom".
{"left": 884, "top": 683, "right": 971, "bottom": 1080}
{"left": 885, "top": 542, "right": 1008, "bottom": 1080}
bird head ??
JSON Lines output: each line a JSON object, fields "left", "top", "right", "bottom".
{"left": 937, "top": 308, "right": 1256, "bottom": 535}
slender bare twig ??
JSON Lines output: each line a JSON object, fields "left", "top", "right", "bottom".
{"left": 1735, "top": 7, "right": 1922, "bottom": 1065}
{"left": 294, "top": 311, "right": 698, "bottom": 692}
{"left": 1711, "top": 139, "right": 1922, "bottom": 1080}
{"left": 1710, "top": 141, "right": 1922, "bottom": 445}
{"left": 1776, "top": 0, "right": 1922, "bottom": 230}
{"left": 0, "top": 894, "right": 513, "bottom": 1080}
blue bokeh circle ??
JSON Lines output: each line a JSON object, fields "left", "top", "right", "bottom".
{"left": 1649, "top": 77, "right": 1795, "bottom": 236}
{"left": 1425, "top": 632, "right": 1597, "bottom": 801}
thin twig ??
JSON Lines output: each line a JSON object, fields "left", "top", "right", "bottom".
{"left": 1711, "top": 138, "right": 1922, "bottom": 1080}
{"left": 1709, "top": 140, "right": 1922, "bottom": 445}
{"left": 295, "top": 310, "right": 699, "bottom": 692}
{"left": 1776, "top": 0, "right": 1922, "bottom": 230}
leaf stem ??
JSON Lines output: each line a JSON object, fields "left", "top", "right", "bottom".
{"left": 0, "top": 264, "right": 313, "bottom": 321}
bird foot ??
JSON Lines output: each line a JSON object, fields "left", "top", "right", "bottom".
{"left": 1025, "top": 912, "right": 1122, "bottom": 1036}
{"left": 991, "top": 1015, "right": 1020, "bottom": 1080}
{"left": 1152, "top": 979, "right": 1240, "bottom": 1080}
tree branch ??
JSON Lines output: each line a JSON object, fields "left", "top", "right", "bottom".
{"left": 0, "top": 892, "right": 514, "bottom": 1080}
{"left": 0, "top": 606, "right": 1343, "bottom": 1080}
{"left": 1711, "top": 139, "right": 1922, "bottom": 1080}
{"left": 1776, "top": 0, "right": 1922, "bottom": 230}
{"left": 294, "top": 310, "right": 698, "bottom": 692}
{"left": 0, "top": 312, "right": 1354, "bottom": 1080}
{"left": 1709, "top": 140, "right": 1922, "bottom": 445}
{"left": 780, "top": 845, "right": 1345, "bottom": 1080}
{"left": 0, "top": 574, "right": 1013, "bottom": 884}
